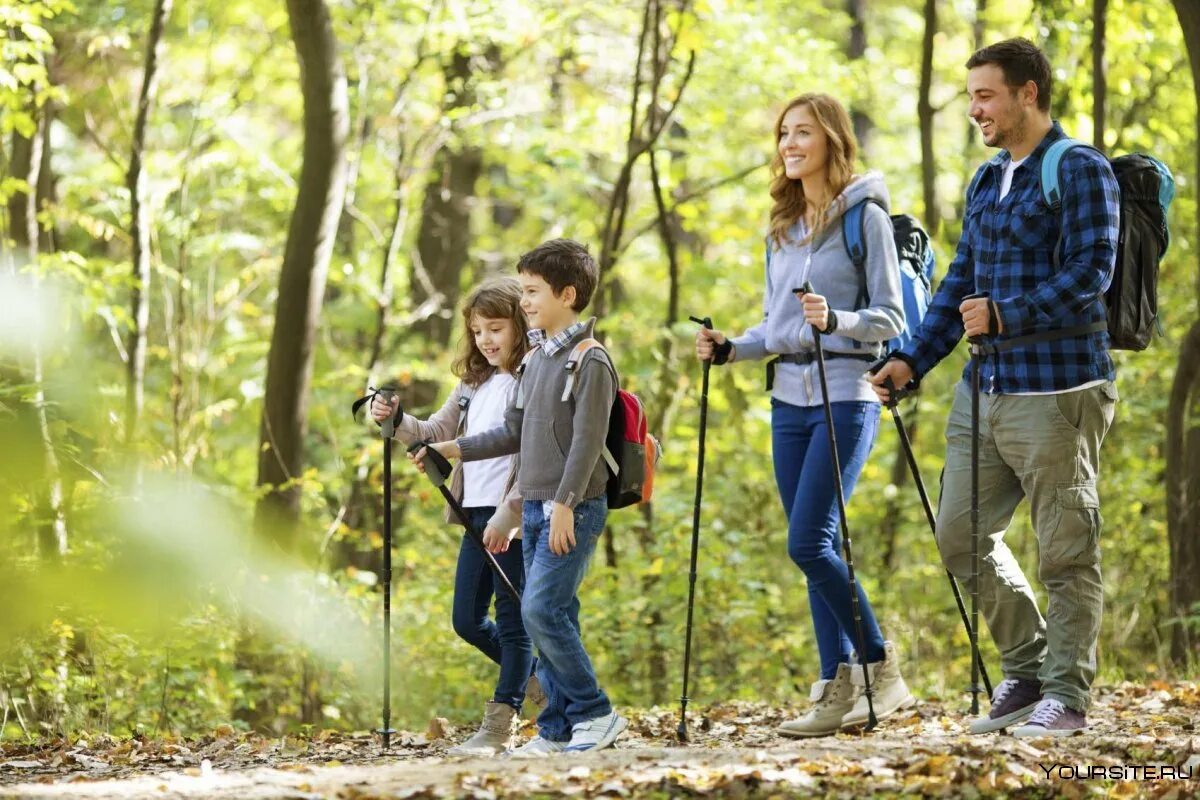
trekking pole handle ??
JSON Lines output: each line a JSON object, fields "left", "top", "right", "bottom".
{"left": 376, "top": 386, "right": 404, "bottom": 439}
{"left": 688, "top": 315, "right": 712, "bottom": 330}
{"left": 407, "top": 440, "right": 453, "bottom": 488}
{"left": 866, "top": 357, "right": 914, "bottom": 407}
{"left": 963, "top": 292, "right": 990, "bottom": 349}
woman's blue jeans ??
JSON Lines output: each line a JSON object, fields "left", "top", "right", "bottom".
{"left": 771, "top": 398, "right": 887, "bottom": 679}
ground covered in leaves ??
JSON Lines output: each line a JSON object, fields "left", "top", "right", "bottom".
{"left": 0, "top": 682, "right": 1197, "bottom": 798}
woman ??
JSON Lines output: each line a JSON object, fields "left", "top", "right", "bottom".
{"left": 695, "top": 93, "right": 914, "bottom": 737}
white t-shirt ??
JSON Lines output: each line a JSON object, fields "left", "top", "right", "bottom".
{"left": 461, "top": 372, "right": 518, "bottom": 508}
{"left": 998, "top": 156, "right": 1027, "bottom": 201}
{"left": 999, "top": 155, "right": 1106, "bottom": 396}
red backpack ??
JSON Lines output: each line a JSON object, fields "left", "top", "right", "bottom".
{"left": 562, "top": 339, "right": 661, "bottom": 509}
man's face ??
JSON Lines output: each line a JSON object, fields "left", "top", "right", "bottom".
{"left": 967, "top": 63, "right": 1034, "bottom": 151}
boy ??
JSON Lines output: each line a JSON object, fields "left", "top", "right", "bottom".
{"left": 420, "top": 238, "right": 626, "bottom": 756}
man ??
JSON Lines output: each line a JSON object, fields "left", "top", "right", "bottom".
{"left": 869, "top": 37, "right": 1120, "bottom": 737}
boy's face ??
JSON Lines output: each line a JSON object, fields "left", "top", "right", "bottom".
{"left": 519, "top": 271, "right": 577, "bottom": 335}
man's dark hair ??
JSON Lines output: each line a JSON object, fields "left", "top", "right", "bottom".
{"left": 517, "top": 238, "right": 598, "bottom": 312}
{"left": 966, "top": 37, "right": 1052, "bottom": 112}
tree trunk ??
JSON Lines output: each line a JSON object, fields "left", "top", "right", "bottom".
{"left": 846, "top": 0, "right": 873, "bottom": 154}
{"left": 956, "top": 0, "right": 988, "bottom": 221}
{"left": 1166, "top": 324, "right": 1200, "bottom": 664}
{"left": 410, "top": 45, "right": 498, "bottom": 346}
{"left": 1166, "top": 0, "right": 1200, "bottom": 665}
{"left": 125, "top": 0, "right": 173, "bottom": 457}
{"left": 9, "top": 107, "right": 68, "bottom": 560}
{"left": 1092, "top": 0, "right": 1107, "bottom": 150}
{"left": 254, "top": 0, "right": 349, "bottom": 542}
{"left": 918, "top": 0, "right": 938, "bottom": 235}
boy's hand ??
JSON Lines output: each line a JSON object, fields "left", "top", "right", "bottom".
{"left": 548, "top": 502, "right": 576, "bottom": 555}
{"left": 407, "top": 440, "right": 460, "bottom": 473}
{"left": 482, "top": 525, "right": 510, "bottom": 553}
{"left": 371, "top": 394, "right": 400, "bottom": 423}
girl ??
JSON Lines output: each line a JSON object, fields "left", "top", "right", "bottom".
{"left": 371, "top": 277, "right": 540, "bottom": 756}
{"left": 695, "top": 93, "right": 914, "bottom": 737}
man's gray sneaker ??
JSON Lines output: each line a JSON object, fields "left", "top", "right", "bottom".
{"left": 447, "top": 701, "right": 516, "bottom": 757}
{"left": 779, "top": 663, "right": 858, "bottom": 738}
{"left": 841, "top": 641, "right": 917, "bottom": 728}
{"left": 1012, "top": 698, "right": 1088, "bottom": 738}
{"left": 968, "top": 678, "right": 1042, "bottom": 734}
{"left": 507, "top": 735, "right": 568, "bottom": 758}
{"left": 563, "top": 711, "right": 627, "bottom": 752}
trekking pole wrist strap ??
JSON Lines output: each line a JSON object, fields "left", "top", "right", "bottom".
{"left": 711, "top": 339, "right": 733, "bottom": 366}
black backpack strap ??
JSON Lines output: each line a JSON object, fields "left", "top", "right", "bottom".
{"left": 973, "top": 322, "right": 1107, "bottom": 355}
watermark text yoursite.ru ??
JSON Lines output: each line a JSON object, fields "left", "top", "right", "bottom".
{"left": 1040, "top": 763, "right": 1195, "bottom": 781}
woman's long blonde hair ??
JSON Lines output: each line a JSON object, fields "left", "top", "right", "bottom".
{"left": 768, "top": 93, "right": 858, "bottom": 247}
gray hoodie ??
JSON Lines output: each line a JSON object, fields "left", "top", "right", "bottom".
{"left": 731, "top": 171, "right": 904, "bottom": 406}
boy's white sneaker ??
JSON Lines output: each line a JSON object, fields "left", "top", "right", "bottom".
{"left": 507, "top": 735, "right": 567, "bottom": 758}
{"left": 563, "top": 711, "right": 627, "bottom": 752}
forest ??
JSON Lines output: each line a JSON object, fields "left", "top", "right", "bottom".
{"left": 1, "top": 0, "right": 1198, "bottom": 796}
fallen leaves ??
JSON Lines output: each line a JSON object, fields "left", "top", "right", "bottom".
{"left": 0, "top": 681, "right": 1196, "bottom": 798}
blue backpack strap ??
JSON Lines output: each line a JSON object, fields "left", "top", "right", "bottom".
{"left": 841, "top": 200, "right": 868, "bottom": 268}
{"left": 1040, "top": 138, "right": 1087, "bottom": 209}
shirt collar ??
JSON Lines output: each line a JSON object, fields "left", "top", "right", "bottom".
{"left": 989, "top": 120, "right": 1067, "bottom": 171}
{"left": 528, "top": 319, "right": 587, "bottom": 356}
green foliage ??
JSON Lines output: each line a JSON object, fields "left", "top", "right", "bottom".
{"left": 0, "top": 0, "right": 1195, "bottom": 739}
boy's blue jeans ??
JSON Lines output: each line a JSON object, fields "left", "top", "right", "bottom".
{"left": 454, "top": 507, "right": 533, "bottom": 710}
{"left": 771, "top": 398, "right": 887, "bottom": 680}
{"left": 521, "top": 496, "right": 612, "bottom": 742}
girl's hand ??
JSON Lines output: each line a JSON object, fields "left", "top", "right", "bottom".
{"left": 371, "top": 394, "right": 399, "bottom": 423}
{"left": 482, "top": 525, "right": 510, "bottom": 553}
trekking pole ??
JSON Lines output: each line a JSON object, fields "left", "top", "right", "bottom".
{"left": 407, "top": 441, "right": 522, "bottom": 603}
{"left": 800, "top": 282, "right": 877, "bottom": 731}
{"left": 964, "top": 292, "right": 988, "bottom": 716}
{"left": 677, "top": 315, "right": 713, "bottom": 743}
{"left": 869, "top": 365, "right": 993, "bottom": 698}
{"left": 350, "top": 386, "right": 401, "bottom": 750}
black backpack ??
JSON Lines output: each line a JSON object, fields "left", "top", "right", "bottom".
{"left": 1041, "top": 140, "right": 1176, "bottom": 351}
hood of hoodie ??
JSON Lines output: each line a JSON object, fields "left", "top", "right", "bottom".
{"left": 806, "top": 170, "right": 892, "bottom": 248}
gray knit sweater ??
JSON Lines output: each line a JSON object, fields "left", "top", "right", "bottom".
{"left": 457, "top": 318, "right": 616, "bottom": 509}
{"left": 730, "top": 171, "right": 904, "bottom": 406}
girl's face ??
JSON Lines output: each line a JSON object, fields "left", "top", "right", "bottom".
{"left": 778, "top": 103, "right": 830, "bottom": 182}
{"left": 470, "top": 312, "right": 518, "bottom": 370}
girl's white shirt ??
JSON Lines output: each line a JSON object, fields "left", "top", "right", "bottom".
{"left": 460, "top": 372, "right": 519, "bottom": 509}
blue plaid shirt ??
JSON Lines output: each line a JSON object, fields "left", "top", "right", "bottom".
{"left": 901, "top": 122, "right": 1120, "bottom": 393}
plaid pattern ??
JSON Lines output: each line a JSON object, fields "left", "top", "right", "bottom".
{"left": 901, "top": 123, "right": 1119, "bottom": 393}
{"left": 529, "top": 320, "right": 587, "bottom": 356}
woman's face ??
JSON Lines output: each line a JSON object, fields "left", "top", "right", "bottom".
{"left": 778, "top": 103, "right": 829, "bottom": 183}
